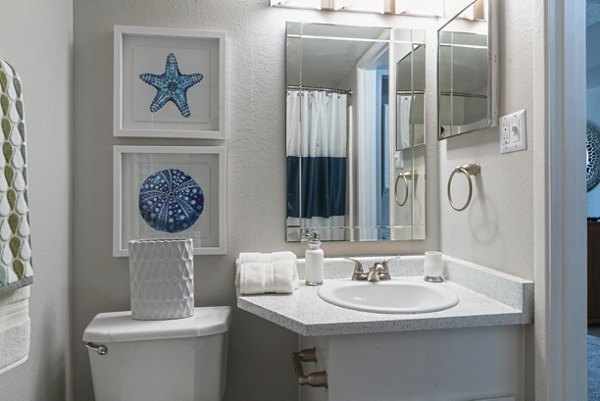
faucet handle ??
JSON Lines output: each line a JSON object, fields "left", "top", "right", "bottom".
{"left": 375, "top": 260, "right": 392, "bottom": 281}
{"left": 345, "top": 257, "right": 367, "bottom": 280}
{"left": 382, "top": 255, "right": 401, "bottom": 271}
{"left": 344, "top": 257, "right": 364, "bottom": 272}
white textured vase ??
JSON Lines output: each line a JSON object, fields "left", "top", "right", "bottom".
{"left": 129, "top": 238, "right": 194, "bottom": 320}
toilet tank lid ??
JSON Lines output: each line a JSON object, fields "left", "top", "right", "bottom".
{"left": 82, "top": 306, "right": 232, "bottom": 344}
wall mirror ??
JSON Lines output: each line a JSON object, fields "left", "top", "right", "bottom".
{"left": 285, "top": 22, "right": 426, "bottom": 242}
{"left": 438, "top": 0, "right": 498, "bottom": 139}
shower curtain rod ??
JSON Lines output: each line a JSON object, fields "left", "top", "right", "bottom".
{"left": 396, "top": 90, "right": 486, "bottom": 99}
{"left": 440, "top": 91, "right": 487, "bottom": 99}
{"left": 287, "top": 85, "right": 352, "bottom": 95}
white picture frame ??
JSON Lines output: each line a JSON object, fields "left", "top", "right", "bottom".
{"left": 113, "top": 145, "right": 226, "bottom": 256}
{"left": 114, "top": 25, "right": 225, "bottom": 139}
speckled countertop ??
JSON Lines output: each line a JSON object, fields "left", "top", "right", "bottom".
{"left": 237, "top": 255, "right": 534, "bottom": 337}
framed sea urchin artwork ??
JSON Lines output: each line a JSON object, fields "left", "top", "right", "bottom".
{"left": 114, "top": 26, "right": 225, "bottom": 139}
{"left": 113, "top": 146, "right": 226, "bottom": 256}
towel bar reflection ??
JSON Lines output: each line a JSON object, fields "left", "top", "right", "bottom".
{"left": 394, "top": 171, "right": 418, "bottom": 207}
{"left": 447, "top": 163, "right": 480, "bottom": 212}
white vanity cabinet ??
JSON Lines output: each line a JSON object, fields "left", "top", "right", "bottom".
{"left": 298, "top": 327, "right": 523, "bottom": 401}
{"left": 237, "top": 255, "right": 533, "bottom": 401}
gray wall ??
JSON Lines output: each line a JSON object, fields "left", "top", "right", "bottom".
{"left": 73, "top": 0, "right": 540, "bottom": 399}
{"left": 0, "top": 0, "right": 540, "bottom": 399}
{"left": 72, "top": 1, "right": 441, "bottom": 400}
{"left": 0, "top": 1, "right": 73, "bottom": 400}
{"left": 439, "top": 0, "right": 536, "bottom": 281}
{"left": 438, "top": 2, "right": 537, "bottom": 398}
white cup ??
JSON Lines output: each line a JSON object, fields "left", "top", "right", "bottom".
{"left": 424, "top": 251, "right": 443, "bottom": 279}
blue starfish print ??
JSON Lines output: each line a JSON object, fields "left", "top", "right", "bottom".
{"left": 139, "top": 53, "right": 203, "bottom": 118}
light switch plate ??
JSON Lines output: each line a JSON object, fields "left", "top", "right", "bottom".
{"left": 500, "top": 109, "right": 527, "bottom": 154}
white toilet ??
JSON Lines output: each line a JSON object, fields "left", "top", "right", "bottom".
{"left": 83, "top": 306, "right": 231, "bottom": 401}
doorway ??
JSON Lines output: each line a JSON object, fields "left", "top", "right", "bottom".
{"left": 588, "top": 4, "right": 600, "bottom": 399}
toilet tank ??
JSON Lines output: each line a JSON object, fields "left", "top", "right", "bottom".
{"left": 83, "top": 306, "right": 231, "bottom": 401}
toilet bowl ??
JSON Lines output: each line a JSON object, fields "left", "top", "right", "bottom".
{"left": 83, "top": 306, "right": 231, "bottom": 401}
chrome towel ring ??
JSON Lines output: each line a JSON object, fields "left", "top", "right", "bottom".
{"left": 447, "top": 163, "right": 480, "bottom": 212}
{"left": 394, "top": 171, "right": 418, "bottom": 207}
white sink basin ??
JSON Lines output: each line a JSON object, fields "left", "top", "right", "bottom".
{"left": 317, "top": 277, "right": 459, "bottom": 314}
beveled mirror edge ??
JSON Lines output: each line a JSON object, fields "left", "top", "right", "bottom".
{"left": 436, "top": 0, "right": 499, "bottom": 140}
{"left": 284, "top": 22, "right": 427, "bottom": 242}
{"left": 488, "top": 0, "right": 499, "bottom": 127}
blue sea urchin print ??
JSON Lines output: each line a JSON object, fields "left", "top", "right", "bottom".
{"left": 138, "top": 168, "right": 204, "bottom": 233}
{"left": 139, "top": 53, "right": 203, "bottom": 118}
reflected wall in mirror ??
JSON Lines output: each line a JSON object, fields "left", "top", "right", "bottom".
{"left": 438, "top": 0, "right": 498, "bottom": 139}
{"left": 285, "top": 22, "right": 426, "bottom": 242}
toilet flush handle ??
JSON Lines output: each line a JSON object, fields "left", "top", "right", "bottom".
{"left": 86, "top": 342, "right": 108, "bottom": 356}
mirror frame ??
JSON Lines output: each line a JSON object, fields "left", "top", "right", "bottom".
{"left": 437, "top": 0, "right": 499, "bottom": 140}
{"left": 284, "top": 22, "right": 427, "bottom": 242}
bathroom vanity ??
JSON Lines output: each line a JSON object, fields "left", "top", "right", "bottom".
{"left": 237, "top": 255, "right": 533, "bottom": 401}
{"left": 240, "top": 1, "right": 530, "bottom": 399}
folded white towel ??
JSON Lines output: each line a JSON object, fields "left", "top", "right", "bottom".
{"left": 239, "top": 260, "right": 297, "bottom": 295}
{"left": 235, "top": 251, "right": 298, "bottom": 288}
{"left": 0, "top": 286, "right": 30, "bottom": 375}
{"left": 0, "top": 286, "right": 30, "bottom": 307}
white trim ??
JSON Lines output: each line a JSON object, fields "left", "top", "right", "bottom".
{"left": 356, "top": 66, "right": 377, "bottom": 239}
{"left": 487, "top": 0, "right": 499, "bottom": 126}
{"left": 355, "top": 42, "right": 388, "bottom": 240}
{"left": 113, "top": 145, "right": 226, "bottom": 257}
{"left": 347, "top": 105, "right": 355, "bottom": 239}
{"left": 535, "top": 0, "right": 587, "bottom": 399}
{"left": 113, "top": 25, "right": 226, "bottom": 139}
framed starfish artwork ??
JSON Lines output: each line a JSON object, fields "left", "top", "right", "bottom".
{"left": 113, "top": 145, "right": 226, "bottom": 256}
{"left": 114, "top": 26, "right": 225, "bottom": 139}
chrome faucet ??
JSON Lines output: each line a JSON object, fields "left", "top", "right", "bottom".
{"left": 366, "top": 262, "right": 391, "bottom": 282}
{"left": 347, "top": 258, "right": 368, "bottom": 281}
{"left": 346, "top": 257, "right": 397, "bottom": 282}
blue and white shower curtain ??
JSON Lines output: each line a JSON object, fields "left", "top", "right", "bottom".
{"left": 286, "top": 89, "right": 347, "bottom": 241}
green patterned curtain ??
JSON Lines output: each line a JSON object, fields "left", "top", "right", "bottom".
{"left": 0, "top": 59, "right": 32, "bottom": 295}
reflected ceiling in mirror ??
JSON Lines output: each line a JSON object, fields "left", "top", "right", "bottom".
{"left": 285, "top": 22, "right": 426, "bottom": 242}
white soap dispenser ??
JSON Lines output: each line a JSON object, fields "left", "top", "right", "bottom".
{"left": 305, "top": 230, "right": 324, "bottom": 286}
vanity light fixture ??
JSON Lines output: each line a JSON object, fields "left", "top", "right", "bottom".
{"left": 270, "top": 0, "right": 482, "bottom": 18}
{"left": 270, "top": 0, "right": 323, "bottom": 9}
{"left": 444, "top": 0, "right": 487, "bottom": 20}
{"left": 394, "top": 0, "right": 443, "bottom": 16}
{"left": 333, "top": 0, "right": 385, "bottom": 13}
